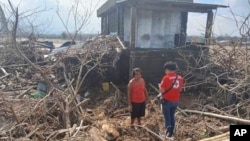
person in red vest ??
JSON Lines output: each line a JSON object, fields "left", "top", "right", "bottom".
{"left": 127, "top": 68, "right": 149, "bottom": 125}
{"left": 159, "top": 61, "right": 184, "bottom": 139}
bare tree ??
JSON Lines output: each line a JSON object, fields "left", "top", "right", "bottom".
{"left": 0, "top": 0, "right": 123, "bottom": 140}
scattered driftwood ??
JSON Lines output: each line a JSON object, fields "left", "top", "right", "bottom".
{"left": 184, "top": 109, "right": 250, "bottom": 124}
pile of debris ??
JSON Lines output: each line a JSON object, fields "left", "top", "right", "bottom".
{"left": 1, "top": 35, "right": 123, "bottom": 91}
{"left": 1, "top": 35, "right": 250, "bottom": 141}
{"left": 0, "top": 35, "right": 127, "bottom": 140}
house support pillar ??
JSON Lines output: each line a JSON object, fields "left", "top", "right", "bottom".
{"left": 205, "top": 10, "right": 214, "bottom": 45}
{"left": 130, "top": 6, "right": 136, "bottom": 49}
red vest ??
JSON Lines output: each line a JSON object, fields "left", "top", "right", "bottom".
{"left": 130, "top": 78, "right": 146, "bottom": 103}
{"left": 160, "top": 72, "right": 183, "bottom": 102}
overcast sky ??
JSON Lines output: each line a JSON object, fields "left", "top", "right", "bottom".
{"left": 0, "top": 0, "right": 249, "bottom": 36}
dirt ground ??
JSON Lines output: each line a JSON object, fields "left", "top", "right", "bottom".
{"left": 75, "top": 85, "right": 230, "bottom": 141}
{"left": 0, "top": 81, "right": 231, "bottom": 141}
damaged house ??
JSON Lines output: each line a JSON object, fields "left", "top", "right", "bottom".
{"left": 97, "top": 0, "right": 227, "bottom": 83}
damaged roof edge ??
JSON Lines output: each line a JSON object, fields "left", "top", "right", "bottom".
{"left": 97, "top": 0, "right": 116, "bottom": 17}
{"left": 97, "top": 0, "right": 228, "bottom": 17}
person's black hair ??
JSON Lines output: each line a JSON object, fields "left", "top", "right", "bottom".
{"left": 163, "top": 61, "right": 176, "bottom": 71}
{"left": 132, "top": 68, "right": 142, "bottom": 77}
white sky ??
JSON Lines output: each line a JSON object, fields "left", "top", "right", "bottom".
{"left": 0, "top": 0, "right": 249, "bottom": 36}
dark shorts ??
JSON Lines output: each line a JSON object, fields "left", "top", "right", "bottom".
{"left": 131, "top": 101, "right": 146, "bottom": 119}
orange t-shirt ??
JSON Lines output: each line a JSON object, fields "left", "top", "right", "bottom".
{"left": 130, "top": 78, "right": 146, "bottom": 103}
{"left": 160, "top": 72, "right": 183, "bottom": 102}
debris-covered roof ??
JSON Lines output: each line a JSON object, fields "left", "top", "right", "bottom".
{"left": 69, "top": 35, "right": 124, "bottom": 55}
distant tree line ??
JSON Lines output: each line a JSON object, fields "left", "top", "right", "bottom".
{"left": 187, "top": 35, "right": 249, "bottom": 43}
{"left": 16, "top": 32, "right": 98, "bottom": 41}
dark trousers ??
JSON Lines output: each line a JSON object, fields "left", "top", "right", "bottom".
{"left": 162, "top": 100, "right": 178, "bottom": 137}
{"left": 131, "top": 102, "right": 146, "bottom": 119}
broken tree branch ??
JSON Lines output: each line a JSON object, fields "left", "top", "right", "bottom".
{"left": 133, "top": 124, "right": 164, "bottom": 141}
{"left": 70, "top": 98, "right": 90, "bottom": 112}
{"left": 184, "top": 109, "right": 250, "bottom": 124}
{"left": 45, "top": 125, "right": 89, "bottom": 141}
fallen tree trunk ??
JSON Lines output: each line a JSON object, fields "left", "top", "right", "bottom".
{"left": 184, "top": 109, "right": 250, "bottom": 124}
{"left": 198, "top": 132, "right": 229, "bottom": 141}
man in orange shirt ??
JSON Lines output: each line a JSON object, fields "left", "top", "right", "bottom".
{"left": 159, "top": 61, "right": 184, "bottom": 139}
{"left": 127, "top": 68, "right": 149, "bottom": 125}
